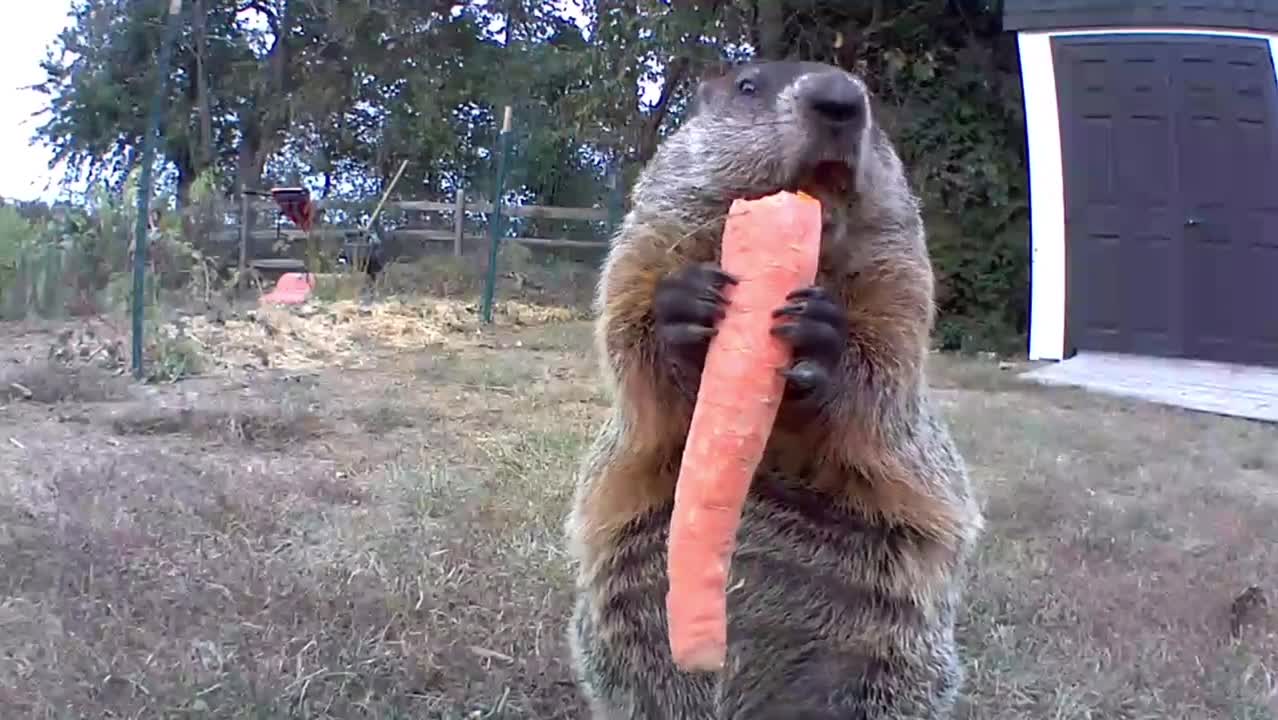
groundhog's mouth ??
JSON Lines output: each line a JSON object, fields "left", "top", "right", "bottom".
{"left": 806, "top": 161, "right": 855, "bottom": 194}
{"left": 778, "top": 160, "right": 854, "bottom": 198}
{"left": 747, "top": 160, "right": 856, "bottom": 203}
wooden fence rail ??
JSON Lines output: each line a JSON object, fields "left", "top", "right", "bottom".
{"left": 222, "top": 189, "right": 618, "bottom": 275}
{"left": 247, "top": 194, "right": 608, "bottom": 239}
{"left": 240, "top": 195, "right": 612, "bottom": 252}
{"left": 247, "top": 197, "right": 611, "bottom": 222}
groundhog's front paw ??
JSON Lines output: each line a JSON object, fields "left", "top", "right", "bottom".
{"left": 653, "top": 262, "right": 738, "bottom": 399}
{"left": 771, "top": 286, "right": 848, "bottom": 421}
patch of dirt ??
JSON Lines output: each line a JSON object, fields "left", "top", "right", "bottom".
{"left": 109, "top": 402, "right": 328, "bottom": 449}
{"left": 1, "top": 362, "right": 131, "bottom": 404}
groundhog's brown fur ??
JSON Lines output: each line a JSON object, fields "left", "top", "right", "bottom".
{"left": 565, "top": 60, "right": 984, "bottom": 718}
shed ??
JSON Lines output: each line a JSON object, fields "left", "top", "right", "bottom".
{"left": 1005, "top": 1, "right": 1278, "bottom": 369}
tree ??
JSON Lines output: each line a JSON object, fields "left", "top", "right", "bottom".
{"left": 33, "top": 0, "right": 1030, "bottom": 348}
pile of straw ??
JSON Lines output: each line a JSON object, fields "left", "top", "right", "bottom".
{"left": 183, "top": 297, "right": 581, "bottom": 372}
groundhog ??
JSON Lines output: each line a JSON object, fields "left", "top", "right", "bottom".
{"left": 564, "top": 60, "right": 985, "bottom": 718}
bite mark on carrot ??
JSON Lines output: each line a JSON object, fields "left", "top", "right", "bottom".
{"left": 665, "top": 190, "right": 823, "bottom": 673}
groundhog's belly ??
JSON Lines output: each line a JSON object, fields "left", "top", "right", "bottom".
{"left": 574, "top": 469, "right": 961, "bottom": 717}
{"left": 723, "top": 469, "right": 943, "bottom": 644}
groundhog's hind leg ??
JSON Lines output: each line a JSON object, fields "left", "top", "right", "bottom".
{"left": 570, "top": 597, "right": 717, "bottom": 719}
{"left": 716, "top": 636, "right": 962, "bottom": 719}
{"left": 718, "top": 638, "right": 887, "bottom": 719}
{"left": 712, "top": 481, "right": 965, "bottom": 719}
{"left": 568, "top": 514, "right": 718, "bottom": 719}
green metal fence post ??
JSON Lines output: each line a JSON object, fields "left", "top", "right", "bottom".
{"left": 131, "top": 0, "right": 185, "bottom": 379}
{"left": 480, "top": 106, "right": 514, "bottom": 325}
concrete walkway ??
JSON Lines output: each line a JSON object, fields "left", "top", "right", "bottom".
{"left": 1020, "top": 351, "right": 1278, "bottom": 424}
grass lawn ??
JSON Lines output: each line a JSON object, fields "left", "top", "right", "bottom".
{"left": 0, "top": 306, "right": 1274, "bottom": 719}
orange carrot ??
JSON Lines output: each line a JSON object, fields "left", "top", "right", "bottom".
{"left": 665, "top": 190, "right": 823, "bottom": 673}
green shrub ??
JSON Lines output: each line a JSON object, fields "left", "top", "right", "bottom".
{"left": 0, "top": 206, "right": 69, "bottom": 320}
{"left": 0, "top": 204, "right": 37, "bottom": 283}
{"left": 146, "top": 320, "right": 204, "bottom": 384}
{"left": 870, "top": 40, "right": 1031, "bottom": 355}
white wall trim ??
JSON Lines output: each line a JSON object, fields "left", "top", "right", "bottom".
{"left": 1018, "top": 32, "right": 1065, "bottom": 361}
{"left": 1017, "top": 25, "right": 1278, "bottom": 362}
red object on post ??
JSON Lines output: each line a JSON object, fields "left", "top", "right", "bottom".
{"left": 270, "top": 187, "right": 315, "bottom": 232}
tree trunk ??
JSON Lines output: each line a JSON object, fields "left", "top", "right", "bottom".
{"left": 234, "top": 0, "right": 295, "bottom": 248}
{"left": 633, "top": 56, "right": 690, "bottom": 166}
{"left": 192, "top": 0, "right": 214, "bottom": 170}
{"left": 755, "top": 0, "right": 789, "bottom": 60}
{"left": 174, "top": 155, "right": 196, "bottom": 205}
{"left": 236, "top": 125, "right": 267, "bottom": 256}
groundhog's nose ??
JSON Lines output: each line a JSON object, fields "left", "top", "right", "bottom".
{"left": 801, "top": 73, "right": 866, "bottom": 131}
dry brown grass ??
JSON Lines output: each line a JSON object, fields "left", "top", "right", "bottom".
{"left": 109, "top": 402, "right": 328, "bottom": 450}
{"left": 0, "top": 307, "right": 1275, "bottom": 719}
{"left": 940, "top": 372, "right": 1278, "bottom": 719}
{"left": 1, "top": 362, "right": 131, "bottom": 404}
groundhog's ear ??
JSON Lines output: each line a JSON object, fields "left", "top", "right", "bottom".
{"left": 691, "top": 61, "right": 733, "bottom": 112}
{"left": 691, "top": 78, "right": 716, "bottom": 114}
{"left": 700, "top": 58, "right": 733, "bottom": 80}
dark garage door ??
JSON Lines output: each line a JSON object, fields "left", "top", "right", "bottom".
{"left": 1053, "top": 34, "right": 1278, "bottom": 367}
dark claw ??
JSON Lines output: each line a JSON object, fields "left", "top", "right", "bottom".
{"left": 653, "top": 263, "right": 737, "bottom": 399}
{"left": 657, "top": 323, "right": 718, "bottom": 347}
{"left": 784, "top": 286, "right": 826, "bottom": 301}
{"left": 770, "top": 319, "right": 843, "bottom": 360}
{"left": 674, "top": 262, "right": 739, "bottom": 290}
{"left": 771, "top": 285, "right": 849, "bottom": 425}
{"left": 781, "top": 359, "right": 830, "bottom": 394}
{"left": 697, "top": 265, "right": 740, "bottom": 288}
{"left": 772, "top": 290, "right": 846, "bottom": 328}
{"left": 655, "top": 292, "right": 725, "bottom": 326}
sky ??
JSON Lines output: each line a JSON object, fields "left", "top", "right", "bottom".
{"left": 0, "top": 0, "right": 73, "bottom": 203}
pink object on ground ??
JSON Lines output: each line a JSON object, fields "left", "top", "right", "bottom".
{"left": 261, "top": 272, "right": 315, "bottom": 305}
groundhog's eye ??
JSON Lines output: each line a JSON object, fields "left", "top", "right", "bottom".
{"left": 736, "top": 77, "right": 757, "bottom": 95}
